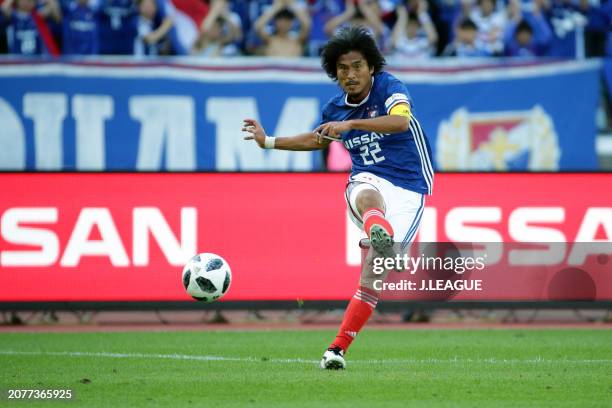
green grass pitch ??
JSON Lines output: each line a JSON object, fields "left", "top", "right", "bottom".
{"left": 1, "top": 329, "right": 611, "bottom": 407}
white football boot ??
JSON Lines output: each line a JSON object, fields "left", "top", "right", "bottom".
{"left": 320, "top": 347, "right": 346, "bottom": 370}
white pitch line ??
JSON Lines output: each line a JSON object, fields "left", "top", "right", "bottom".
{"left": 0, "top": 350, "right": 610, "bottom": 365}
{"left": 0, "top": 350, "right": 317, "bottom": 364}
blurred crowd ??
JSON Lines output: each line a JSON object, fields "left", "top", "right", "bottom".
{"left": 0, "top": 0, "right": 610, "bottom": 58}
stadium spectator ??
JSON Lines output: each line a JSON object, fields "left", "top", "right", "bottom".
{"left": 0, "top": 0, "right": 60, "bottom": 55}
{"left": 307, "top": 0, "right": 343, "bottom": 56}
{"left": 504, "top": 0, "right": 552, "bottom": 57}
{"left": 470, "top": 0, "right": 507, "bottom": 55}
{"left": 578, "top": 0, "right": 611, "bottom": 57}
{"left": 442, "top": 16, "right": 490, "bottom": 56}
{"left": 433, "top": 0, "right": 463, "bottom": 54}
{"left": 504, "top": 19, "right": 539, "bottom": 56}
{"left": 254, "top": 0, "right": 311, "bottom": 57}
{"left": 134, "top": 0, "right": 173, "bottom": 56}
{"left": 324, "top": 0, "right": 386, "bottom": 48}
{"left": 0, "top": 20, "right": 6, "bottom": 53}
{"left": 192, "top": 0, "right": 242, "bottom": 56}
{"left": 61, "top": 0, "right": 100, "bottom": 55}
{"left": 605, "top": 0, "right": 612, "bottom": 55}
{"left": 546, "top": 0, "right": 588, "bottom": 58}
{"left": 453, "top": 0, "right": 476, "bottom": 27}
{"left": 240, "top": 0, "right": 274, "bottom": 56}
{"left": 98, "top": 0, "right": 138, "bottom": 55}
{"left": 388, "top": 1, "right": 438, "bottom": 59}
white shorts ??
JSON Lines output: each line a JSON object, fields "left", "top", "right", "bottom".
{"left": 345, "top": 172, "right": 425, "bottom": 249}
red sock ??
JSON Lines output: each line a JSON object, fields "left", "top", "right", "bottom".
{"left": 330, "top": 286, "right": 379, "bottom": 352}
{"left": 362, "top": 208, "right": 394, "bottom": 238}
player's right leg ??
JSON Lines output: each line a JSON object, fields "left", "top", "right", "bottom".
{"left": 346, "top": 175, "right": 395, "bottom": 260}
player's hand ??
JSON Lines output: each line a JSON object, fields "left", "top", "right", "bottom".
{"left": 313, "top": 131, "right": 339, "bottom": 144}
{"left": 314, "top": 120, "right": 352, "bottom": 142}
{"left": 242, "top": 118, "right": 266, "bottom": 148}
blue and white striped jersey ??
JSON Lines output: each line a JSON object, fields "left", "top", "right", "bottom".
{"left": 320, "top": 71, "right": 434, "bottom": 195}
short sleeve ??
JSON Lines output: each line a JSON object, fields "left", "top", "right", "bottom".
{"left": 318, "top": 102, "right": 331, "bottom": 127}
{"left": 383, "top": 75, "right": 412, "bottom": 115}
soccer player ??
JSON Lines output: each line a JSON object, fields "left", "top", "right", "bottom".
{"left": 242, "top": 26, "right": 433, "bottom": 369}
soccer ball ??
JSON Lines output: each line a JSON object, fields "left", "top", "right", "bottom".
{"left": 182, "top": 253, "right": 232, "bottom": 302}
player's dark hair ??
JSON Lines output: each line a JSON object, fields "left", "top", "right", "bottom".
{"left": 320, "top": 26, "right": 386, "bottom": 81}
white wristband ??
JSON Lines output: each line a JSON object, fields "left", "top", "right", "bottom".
{"left": 264, "top": 135, "right": 276, "bottom": 149}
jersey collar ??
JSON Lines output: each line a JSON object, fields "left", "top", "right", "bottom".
{"left": 344, "top": 76, "right": 374, "bottom": 107}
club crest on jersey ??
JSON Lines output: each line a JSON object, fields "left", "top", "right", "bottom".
{"left": 367, "top": 105, "right": 379, "bottom": 118}
{"left": 436, "top": 106, "right": 561, "bottom": 171}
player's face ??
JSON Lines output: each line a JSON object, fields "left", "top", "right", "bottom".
{"left": 336, "top": 51, "right": 374, "bottom": 103}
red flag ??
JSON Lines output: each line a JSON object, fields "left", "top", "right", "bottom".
{"left": 32, "top": 10, "right": 60, "bottom": 56}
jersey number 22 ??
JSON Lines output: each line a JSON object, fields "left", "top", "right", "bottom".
{"left": 359, "top": 142, "right": 385, "bottom": 165}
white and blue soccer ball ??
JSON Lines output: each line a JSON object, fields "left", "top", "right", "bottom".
{"left": 182, "top": 253, "right": 232, "bottom": 302}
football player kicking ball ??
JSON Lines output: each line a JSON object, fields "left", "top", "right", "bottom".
{"left": 242, "top": 26, "right": 433, "bottom": 369}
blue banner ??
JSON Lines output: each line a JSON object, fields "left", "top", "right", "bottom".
{"left": 0, "top": 58, "right": 601, "bottom": 171}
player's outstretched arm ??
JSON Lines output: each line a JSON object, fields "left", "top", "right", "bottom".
{"left": 315, "top": 113, "right": 410, "bottom": 138}
{"left": 349, "top": 114, "right": 410, "bottom": 134}
{"left": 242, "top": 119, "right": 331, "bottom": 151}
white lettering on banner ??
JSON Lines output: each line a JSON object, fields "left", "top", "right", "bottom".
{"left": 418, "top": 208, "right": 437, "bottom": 242}
{"left": 132, "top": 207, "right": 196, "bottom": 266}
{"left": 346, "top": 206, "right": 612, "bottom": 266}
{"left": 60, "top": 208, "right": 130, "bottom": 267}
{"left": 23, "top": 93, "right": 67, "bottom": 170}
{"left": 0, "top": 207, "right": 197, "bottom": 267}
{"left": 0, "top": 208, "right": 59, "bottom": 266}
{"left": 446, "top": 207, "right": 503, "bottom": 263}
{"left": 73, "top": 95, "right": 114, "bottom": 170}
{"left": 569, "top": 208, "right": 612, "bottom": 264}
{"left": 0, "top": 98, "right": 25, "bottom": 169}
{"left": 208, "top": 97, "right": 319, "bottom": 171}
{"left": 129, "top": 96, "right": 196, "bottom": 171}
{"left": 509, "top": 207, "right": 567, "bottom": 265}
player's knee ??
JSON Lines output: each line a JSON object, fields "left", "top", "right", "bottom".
{"left": 355, "top": 189, "right": 385, "bottom": 215}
